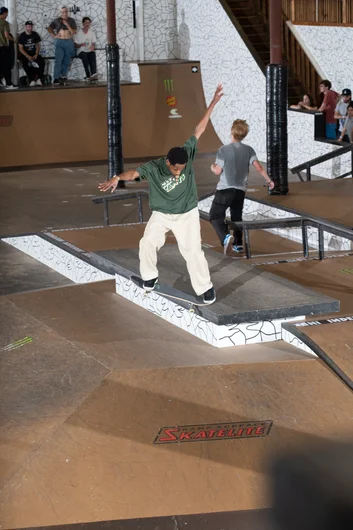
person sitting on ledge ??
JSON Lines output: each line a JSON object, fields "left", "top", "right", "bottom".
{"left": 290, "top": 94, "right": 317, "bottom": 111}
{"left": 18, "top": 21, "right": 45, "bottom": 87}
{"left": 74, "top": 16, "right": 97, "bottom": 81}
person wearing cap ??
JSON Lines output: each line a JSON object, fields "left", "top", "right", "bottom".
{"left": 338, "top": 102, "right": 353, "bottom": 143}
{"left": 335, "top": 88, "right": 352, "bottom": 141}
{"left": 0, "top": 7, "right": 17, "bottom": 89}
{"left": 18, "top": 21, "right": 45, "bottom": 87}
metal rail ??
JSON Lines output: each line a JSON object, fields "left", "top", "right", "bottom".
{"left": 291, "top": 144, "right": 353, "bottom": 181}
{"left": 91, "top": 190, "right": 149, "bottom": 225}
{"left": 94, "top": 195, "right": 353, "bottom": 260}
{"left": 225, "top": 216, "right": 353, "bottom": 260}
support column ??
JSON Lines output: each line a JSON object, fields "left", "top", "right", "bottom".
{"left": 106, "top": 0, "right": 124, "bottom": 187}
{"left": 6, "top": 0, "right": 18, "bottom": 85}
{"left": 266, "top": 0, "right": 289, "bottom": 195}
{"left": 136, "top": 0, "right": 145, "bottom": 61}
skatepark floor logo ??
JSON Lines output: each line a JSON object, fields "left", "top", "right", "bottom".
{"left": 154, "top": 420, "right": 272, "bottom": 444}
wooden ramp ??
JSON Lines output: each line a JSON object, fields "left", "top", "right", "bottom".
{"left": 0, "top": 61, "right": 221, "bottom": 168}
{"left": 249, "top": 180, "right": 353, "bottom": 228}
{"left": 282, "top": 318, "right": 353, "bottom": 390}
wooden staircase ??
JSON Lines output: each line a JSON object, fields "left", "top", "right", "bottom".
{"left": 220, "top": 0, "right": 321, "bottom": 106}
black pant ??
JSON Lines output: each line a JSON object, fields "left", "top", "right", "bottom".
{"left": 78, "top": 51, "right": 96, "bottom": 78}
{"left": 21, "top": 55, "right": 45, "bottom": 81}
{"left": 209, "top": 188, "right": 246, "bottom": 246}
{"left": 0, "top": 45, "right": 12, "bottom": 85}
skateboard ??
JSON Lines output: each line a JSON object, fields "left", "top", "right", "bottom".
{"left": 85, "top": 73, "right": 102, "bottom": 84}
{"left": 57, "top": 77, "right": 70, "bottom": 86}
{"left": 130, "top": 275, "right": 210, "bottom": 311}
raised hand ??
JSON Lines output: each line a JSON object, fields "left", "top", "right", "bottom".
{"left": 98, "top": 176, "right": 119, "bottom": 193}
{"left": 212, "top": 84, "right": 224, "bottom": 105}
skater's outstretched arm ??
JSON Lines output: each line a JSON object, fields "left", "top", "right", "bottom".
{"left": 194, "top": 84, "right": 223, "bottom": 140}
{"left": 98, "top": 170, "right": 140, "bottom": 193}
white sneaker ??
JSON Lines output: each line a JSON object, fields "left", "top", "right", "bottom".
{"left": 223, "top": 234, "right": 234, "bottom": 255}
{"left": 1, "top": 78, "right": 6, "bottom": 87}
{"left": 5, "top": 84, "right": 18, "bottom": 90}
{"left": 36, "top": 79, "right": 42, "bottom": 86}
{"left": 29, "top": 80, "right": 36, "bottom": 87}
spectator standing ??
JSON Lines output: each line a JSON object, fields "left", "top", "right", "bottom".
{"left": 48, "top": 6, "right": 77, "bottom": 85}
{"left": 318, "top": 80, "right": 338, "bottom": 139}
{"left": 338, "top": 103, "right": 353, "bottom": 143}
{"left": 0, "top": 6, "right": 17, "bottom": 89}
{"left": 74, "top": 17, "right": 97, "bottom": 80}
{"left": 335, "top": 88, "right": 351, "bottom": 141}
{"left": 18, "top": 21, "right": 45, "bottom": 86}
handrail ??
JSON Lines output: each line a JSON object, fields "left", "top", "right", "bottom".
{"left": 291, "top": 144, "right": 353, "bottom": 181}
{"left": 91, "top": 189, "right": 149, "bottom": 225}
{"left": 200, "top": 209, "right": 353, "bottom": 261}
{"left": 258, "top": 0, "right": 321, "bottom": 103}
{"left": 282, "top": 12, "right": 321, "bottom": 103}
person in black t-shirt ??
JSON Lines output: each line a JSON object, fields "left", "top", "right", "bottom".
{"left": 18, "top": 21, "right": 45, "bottom": 86}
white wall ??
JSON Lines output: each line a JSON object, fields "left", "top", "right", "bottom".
{"left": 14, "top": 0, "right": 179, "bottom": 80}
{"left": 144, "top": 0, "right": 178, "bottom": 60}
{"left": 295, "top": 25, "right": 353, "bottom": 92}
{"left": 176, "top": 0, "right": 267, "bottom": 161}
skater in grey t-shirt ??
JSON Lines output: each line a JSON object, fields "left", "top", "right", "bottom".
{"left": 209, "top": 119, "right": 274, "bottom": 255}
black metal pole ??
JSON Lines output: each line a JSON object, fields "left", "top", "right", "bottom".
{"left": 266, "top": 0, "right": 289, "bottom": 195}
{"left": 106, "top": 0, "right": 125, "bottom": 187}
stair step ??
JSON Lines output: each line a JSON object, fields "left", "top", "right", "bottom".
{"left": 225, "top": 0, "right": 315, "bottom": 104}
{"left": 227, "top": 1, "right": 255, "bottom": 6}
{"left": 245, "top": 31, "right": 268, "bottom": 38}
{"left": 231, "top": 8, "right": 256, "bottom": 14}
{"left": 242, "top": 23, "right": 266, "bottom": 27}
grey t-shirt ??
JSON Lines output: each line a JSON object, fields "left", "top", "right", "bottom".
{"left": 48, "top": 17, "right": 77, "bottom": 34}
{"left": 343, "top": 116, "right": 353, "bottom": 140}
{"left": 215, "top": 142, "right": 258, "bottom": 192}
{"left": 335, "top": 100, "right": 350, "bottom": 131}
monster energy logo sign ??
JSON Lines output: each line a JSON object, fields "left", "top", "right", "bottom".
{"left": 164, "top": 79, "right": 174, "bottom": 93}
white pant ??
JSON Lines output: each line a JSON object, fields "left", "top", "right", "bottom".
{"left": 139, "top": 207, "right": 213, "bottom": 296}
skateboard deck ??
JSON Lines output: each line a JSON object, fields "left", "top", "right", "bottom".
{"left": 85, "top": 73, "right": 103, "bottom": 84}
{"left": 130, "top": 275, "right": 210, "bottom": 307}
